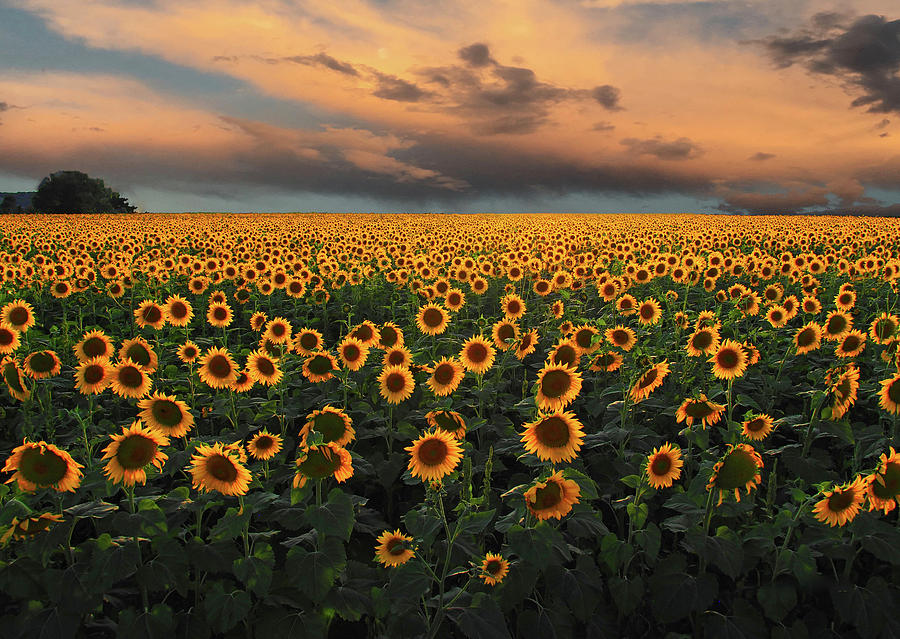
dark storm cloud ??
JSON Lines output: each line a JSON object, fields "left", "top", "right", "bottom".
{"left": 757, "top": 13, "right": 900, "bottom": 114}
{"left": 620, "top": 136, "right": 701, "bottom": 161}
{"left": 458, "top": 43, "right": 495, "bottom": 67}
{"left": 749, "top": 152, "right": 776, "bottom": 161}
{"left": 717, "top": 186, "right": 830, "bottom": 214}
{"left": 371, "top": 72, "right": 429, "bottom": 102}
{"left": 591, "top": 85, "right": 623, "bottom": 111}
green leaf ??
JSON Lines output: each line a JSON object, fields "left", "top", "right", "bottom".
{"left": 450, "top": 592, "right": 513, "bottom": 639}
{"left": 507, "top": 523, "right": 570, "bottom": 571}
{"left": 608, "top": 575, "right": 644, "bottom": 615}
{"left": 117, "top": 604, "right": 175, "bottom": 639}
{"left": 233, "top": 542, "right": 274, "bottom": 597}
{"left": 404, "top": 507, "right": 443, "bottom": 544}
{"left": 758, "top": 581, "right": 797, "bottom": 623}
{"left": 304, "top": 488, "right": 355, "bottom": 541}
{"left": 457, "top": 509, "right": 496, "bottom": 536}
{"left": 563, "top": 468, "right": 599, "bottom": 500}
{"left": 202, "top": 581, "right": 251, "bottom": 634}
{"left": 287, "top": 537, "right": 346, "bottom": 602}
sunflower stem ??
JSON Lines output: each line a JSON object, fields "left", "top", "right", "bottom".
{"left": 428, "top": 490, "right": 460, "bottom": 639}
{"left": 127, "top": 485, "right": 149, "bottom": 612}
{"left": 801, "top": 403, "right": 821, "bottom": 458}
{"left": 238, "top": 495, "right": 250, "bottom": 558}
{"left": 771, "top": 492, "right": 817, "bottom": 583}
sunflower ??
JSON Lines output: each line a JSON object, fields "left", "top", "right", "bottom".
{"left": 374, "top": 529, "right": 415, "bottom": 567}
{"left": 2, "top": 440, "right": 83, "bottom": 492}
{"left": 0, "top": 512, "right": 65, "bottom": 544}
{"left": 177, "top": 340, "right": 201, "bottom": 363}
{"left": 206, "top": 302, "right": 233, "bottom": 328}
{"left": 383, "top": 345, "right": 413, "bottom": 368}
{"left": 707, "top": 443, "right": 763, "bottom": 506}
{"left": 263, "top": 317, "right": 292, "bottom": 344}
{"left": 23, "top": 350, "right": 61, "bottom": 379}
{"left": 134, "top": 300, "right": 166, "bottom": 330}
{"left": 405, "top": 430, "right": 464, "bottom": 482}
{"left": 379, "top": 365, "right": 415, "bottom": 404}
{"left": 337, "top": 336, "right": 369, "bottom": 371}
{"left": 802, "top": 296, "right": 821, "bottom": 315}
{"left": 834, "top": 289, "right": 856, "bottom": 312}
{"left": 302, "top": 351, "right": 340, "bottom": 383}
{"left": 823, "top": 311, "right": 853, "bottom": 341}
{"left": 766, "top": 305, "right": 789, "bottom": 328}
{"left": 292, "top": 443, "right": 354, "bottom": 489}
{"left": 110, "top": 359, "right": 153, "bottom": 399}
{"left": 74, "top": 329, "right": 114, "bottom": 362}
{"left": 616, "top": 294, "right": 637, "bottom": 316}
{"left": 835, "top": 330, "right": 866, "bottom": 358}
{"left": 459, "top": 335, "right": 496, "bottom": 375}
{"left": 189, "top": 442, "right": 252, "bottom": 496}
{"left": 293, "top": 328, "right": 324, "bottom": 355}
{"left": 426, "top": 358, "right": 465, "bottom": 396}
{"left": 514, "top": 329, "right": 539, "bottom": 360}
{"left": 637, "top": 298, "right": 662, "bottom": 325}
{"left": 813, "top": 476, "right": 866, "bottom": 527}
{"left": 501, "top": 293, "right": 526, "bottom": 321}
{"left": 828, "top": 365, "right": 860, "bottom": 420}
{"left": 685, "top": 325, "right": 720, "bottom": 357}
{"left": 0, "top": 325, "right": 20, "bottom": 355}
{"left": 416, "top": 303, "right": 450, "bottom": 336}
{"left": 349, "top": 320, "right": 380, "bottom": 348}
{"left": 870, "top": 312, "right": 899, "bottom": 344}
{"left": 101, "top": 421, "right": 169, "bottom": 486}
{"left": 425, "top": 409, "right": 467, "bottom": 439}
{"left": 549, "top": 339, "right": 580, "bottom": 368}
{"left": 492, "top": 320, "right": 520, "bottom": 351}
{"left": 247, "top": 431, "right": 283, "bottom": 460}
{"left": 523, "top": 470, "right": 580, "bottom": 520}
{"left": 794, "top": 322, "right": 823, "bottom": 355}
{"left": 300, "top": 406, "right": 355, "bottom": 447}
{"left": 246, "top": 350, "right": 283, "bottom": 386}
{"left": 589, "top": 350, "right": 623, "bottom": 373}
{"left": 137, "top": 392, "right": 195, "bottom": 438}
{"left": 0, "top": 300, "right": 35, "bottom": 333}
{"left": 118, "top": 337, "right": 159, "bottom": 373}
{"left": 535, "top": 363, "right": 583, "bottom": 411}
{"left": 878, "top": 372, "right": 900, "bottom": 415}
{"left": 479, "top": 553, "right": 510, "bottom": 586}
{"left": 605, "top": 326, "right": 637, "bottom": 351}
{"left": 710, "top": 340, "right": 748, "bottom": 380}
{"left": 646, "top": 443, "right": 684, "bottom": 489}
{"left": 630, "top": 361, "right": 670, "bottom": 403}
{"left": 50, "top": 280, "right": 72, "bottom": 298}
{"left": 550, "top": 300, "right": 564, "bottom": 319}
{"left": 74, "top": 357, "right": 112, "bottom": 395}
{"left": 675, "top": 395, "right": 726, "bottom": 429}
{"left": 533, "top": 279, "right": 552, "bottom": 297}
{"left": 250, "top": 311, "right": 268, "bottom": 332}
{"left": 736, "top": 414, "right": 774, "bottom": 440}
{"left": 198, "top": 347, "right": 239, "bottom": 389}
{"left": 164, "top": 295, "right": 193, "bottom": 327}
{"left": 521, "top": 410, "right": 584, "bottom": 463}
{"left": 866, "top": 448, "right": 900, "bottom": 513}
{"left": 444, "top": 288, "right": 466, "bottom": 312}
{"left": 231, "top": 369, "right": 255, "bottom": 393}
{"left": 379, "top": 322, "right": 404, "bottom": 349}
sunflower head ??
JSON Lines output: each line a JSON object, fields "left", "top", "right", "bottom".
{"left": 3, "top": 440, "right": 83, "bottom": 492}
{"left": 23, "top": 350, "right": 61, "bottom": 379}
{"left": 459, "top": 335, "right": 496, "bottom": 375}
{"left": 301, "top": 406, "right": 355, "bottom": 447}
{"left": 867, "top": 448, "right": 900, "bottom": 513}
{"left": 375, "top": 529, "right": 415, "bottom": 567}
{"left": 247, "top": 430, "right": 284, "bottom": 460}
{"left": 189, "top": 442, "right": 252, "bottom": 496}
{"left": 480, "top": 553, "right": 510, "bottom": 586}
{"left": 523, "top": 470, "right": 581, "bottom": 520}
{"left": 741, "top": 414, "right": 775, "bottom": 441}
{"left": 293, "top": 443, "right": 354, "bottom": 488}
{"left": 101, "top": 421, "right": 169, "bottom": 486}
{"left": 535, "top": 363, "right": 583, "bottom": 411}
{"left": 302, "top": 351, "right": 340, "bottom": 383}
{"left": 520, "top": 410, "right": 584, "bottom": 463}
{"left": 378, "top": 365, "right": 415, "bottom": 404}
{"left": 707, "top": 443, "right": 763, "bottom": 506}
{"left": 813, "top": 476, "right": 866, "bottom": 527}
{"left": 405, "top": 430, "right": 463, "bottom": 483}
{"left": 646, "top": 443, "right": 684, "bottom": 489}
{"left": 137, "top": 392, "right": 194, "bottom": 438}
{"left": 425, "top": 410, "right": 467, "bottom": 439}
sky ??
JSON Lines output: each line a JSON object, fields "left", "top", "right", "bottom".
{"left": 1, "top": 0, "right": 899, "bottom": 214}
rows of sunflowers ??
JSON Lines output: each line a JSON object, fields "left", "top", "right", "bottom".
{"left": 1, "top": 213, "right": 899, "bottom": 638}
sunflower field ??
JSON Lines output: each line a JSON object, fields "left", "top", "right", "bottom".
{"left": 1, "top": 212, "right": 900, "bottom": 639}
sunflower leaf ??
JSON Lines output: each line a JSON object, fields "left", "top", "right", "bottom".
{"left": 304, "top": 488, "right": 355, "bottom": 541}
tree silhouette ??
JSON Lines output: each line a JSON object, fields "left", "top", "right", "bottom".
{"left": 32, "top": 171, "right": 136, "bottom": 214}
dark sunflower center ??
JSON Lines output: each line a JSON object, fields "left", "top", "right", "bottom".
{"left": 716, "top": 349, "right": 739, "bottom": 369}
{"left": 386, "top": 372, "right": 406, "bottom": 393}
{"left": 20, "top": 448, "right": 68, "bottom": 484}
{"left": 0, "top": 329, "right": 13, "bottom": 346}
{"left": 638, "top": 369, "right": 658, "bottom": 389}
{"left": 640, "top": 305, "right": 655, "bottom": 320}
{"left": 535, "top": 416, "right": 570, "bottom": 448}
{"left": 827, "top": 315, "right": 847, "bottom": 335}
{"left": 532, "top": 480, "right": 562, "bottom": 510}
{"left": 298, "top": 448, "right": 341, "bottom": 478}
{"left": 520, "top": 334, "right": 533, "bottom": 350}
{"left": 143, "top": 306, "right": 162, "bottom": 323}
{"left": 342, "top": 345, "right": 361, "bottom": 362}
{"left": 183, "top": 346, "right": 198, "bottom": 359}
{"left": 447, "top": 293, "right": 461, "bottom": 306}
{"left": 797, "top": 328, "right": 816, "bottom": 347}
{"left": 300, "top": 333, "right": 319, "bottom": 351}
{"left": 213, "top": 307, "right": 228, "bottom": 321}
{"left": 541, "top": 369, "right": 571, "bottom": 398}
{"left": 117, "top": 435, "right": 158, "bottom": 469}
{"left": 434, "top": 363, "right": 455, "bottom": 385}
{"left": 467, "top": 343, "right": 488, "bottom": 363}
{"left": 842, "top": 335, "right": 861, "bottom": 352}
{"left": 497, "top": 324, "right": 515, "bottom": 342}
{"left": 381, "top": 327, "right": 398, "bottom": 347}
{"left": 118, "top": 366, "right": 143, "bottom": 388}
{"left": 746, "top": 418, "right": 767, "bottom": 432}
{"left": 84, "top": 364, "right": 106, "bottom": 385}
{"left": 553, "top": 345, "right": 577, "bottom": 367}
{"left": 875, "top": 319, "right": 897, "bottom": 340}
{"left": 685, "top": 402, "right": 714, "bottom": 419}
{"left": 314, "top": 412, "right": 347, "bottom": 442}
{"left": 575, "top": 329, "right": 593, "bottom": 349}
{"left": 170, "top": 302, "right": 188, "bottom": 319}
{"left": 254, "top": 435, "right": 275, "bottom": 451}
{"left": 256, "top": 357, "right": 276, "bottom": 376}
{"left": 206, "top": 454, "right": 239, "bottom": 482}
{"left": 619, "top": 299, "right": 633, "bottom": 310}
{"left": 771, "top": 310, "right": 783, "bottom": 323}
{"left": 888, "top": 380, "right": 900, "bottom": 404}
{"left": 55, "top": 283, "right": 69, "bottom": 294}
{"left": 308, "top": 355, "right": 332, "bottom": 375}
{"left": 650, "top": 455, "right": 672, "bottom": 476}
{"left": 29, "top": 352, "right": 55, "bottom": 373}
{"left": 507, "top": 300, "right": 521, "bottom": 315}
{"left": 423, "top": 308, "right": 443, "bottom": 327}
{"left": 595, "top": 353, "right": 615, "bottom": 367}
{"left": 433, "top": 412, "right": 460, "bottom": 432}
{"left": 289, "top": 282, "right": 303, "bottom": 294}
{"left": 387, "top": 350, "right": 407, "bottom": 366}
{"left": 826, "top": 489, "right": 854, "bottom": 512}
{"left": 387, "top": 538, "right": 407, "bottom": 555}
{"left": 83, "top": 337, "right": 109, "bottom": 358}
{"left": 839, "top": 294, "right": 852, "bottom": 306}
{"left": 271, "top": 324, "right": 286, "bottom": 337}
{"left": 126, "top": 344, "right": 151, "bottom": 366}
{"left": 354, "top": 325, "right": 373, "bottom": 342}
{"left": 208, "top": 355, "right": 233, "bottom": 378}
{"left": 872, "top": 463, "right": 900, "bottom": 499}
{"left": 485, "top": 559, "right": 503, "bottom": 575}
{"left": 418, "top": 438, "right": 449, "bottom": 466}
{"left": 8, "top": 307, "right": 28, "bottom": 326}
{"left": 714, "top": 449, "right": 758, "bottom": 491}
{"left": 152, "top": 399, "right": 183, "bottom": 427}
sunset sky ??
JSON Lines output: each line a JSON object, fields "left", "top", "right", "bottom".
{"left": 1, "top": 0, "right": 899, "bottom": 213}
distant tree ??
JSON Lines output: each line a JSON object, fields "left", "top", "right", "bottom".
{"left": 0, "top": 195, "right": 16, "bottom": 214}
{"left": 31, "top": 171, "right": 137, "bottom": 214}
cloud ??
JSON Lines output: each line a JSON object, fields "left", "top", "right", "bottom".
{"left": 716, "top": 176, "right": 874, "bottom": 213}
{"left": 875, "top": 118, "right": 890, "bottom": 129}
{"left": 757, "top": 13, "right": 900, "bottom": 114}
{"left": 748, "top": 152, "right": 776, "bottom": 161}
{"left": 280, "top": 53, "right": 359, "bottom": 76}
{"left": 371, "top": 72, "right": 429, "bottom": 102}
{"left": 592, "top": 84, "right": 623, "bottom": 110}
{"left": 592, "top": 121, "right": 615, "bottom": 131}
{"left": 0, "top": 102, "right": 7, "bottom": 112}
{"left": 458, "top": 43, "right": 494, "bottom": 67}
{"left": 620, "top": 136, "right": 701, "bottom": 160}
